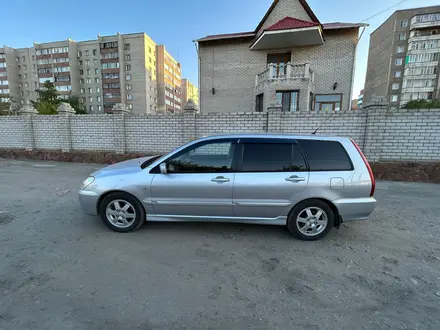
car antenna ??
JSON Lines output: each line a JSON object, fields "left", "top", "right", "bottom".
{"left": 311, "top": 111, "right": 336, "bottom": 135}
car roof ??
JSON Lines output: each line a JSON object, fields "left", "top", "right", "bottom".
{"left": 198, "top": 133, "right": 349, "bottom": 142}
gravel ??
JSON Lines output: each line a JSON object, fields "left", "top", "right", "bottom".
{"left": 0, "top": 159, "right": 439, "bottom": 329}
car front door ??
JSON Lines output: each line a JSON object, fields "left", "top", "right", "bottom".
{"left": 232, "top": 139, "right": 309, "bottom": 220}
{"left": 150, "top": 138, "right": 238, "bottom": 219}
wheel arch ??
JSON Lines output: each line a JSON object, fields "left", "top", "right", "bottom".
{"left": 96, "top": 190, "right": 146, "bottom": 215}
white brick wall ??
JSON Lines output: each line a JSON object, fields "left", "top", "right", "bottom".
{"left": 1, "top": 108, "right": 440, "bottom": 162}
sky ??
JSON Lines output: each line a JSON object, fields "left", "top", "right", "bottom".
{"left": 3, "top": 0, "right": 439, "bottom": 99}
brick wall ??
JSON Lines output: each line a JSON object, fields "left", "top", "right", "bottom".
{"left": 1, "top": 108, "right": 440, "bottom": 161}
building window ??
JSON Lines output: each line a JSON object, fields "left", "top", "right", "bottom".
{"left": 88, "top": 88, "right": 92, "bottom": 93}
{"left": 32, "top": 55, "right": 35, "bottom": 60}
{"left": 97, "top": 96, "right": 101, "bottom": 102}
{"left": 79, "top": 60, "right": 83, "bottom": 66}
{"left": 85, "top": 60, "right": 90, "bottom": 65}
{"left": 101, "top": 63, "right": 120, "bottom": 69}
{"left": 398, "top": 33, "right": 406, "bottom": 41}
{"left": 20, "top": 91, "right": 24, "bottom": 96}
{"left": 149, "top": 47, "right": 152, "bottom": 53}
{"left": 80, "top": 69, "right": 84, "bottom": 75}
{"left": 124, "top": 44, "right": 130, "bottom": 50}
{"left": 395, "top": 58, "right": 403, "bottom": 66}
{"left": 97, "top": 105, "right": 102, "bottom": 111}
{"left": 255, "top": 93, "right": 264, "bottom": 112}
{"left": 94, "top": 68, "right": 99, "bottom": 74}
{"left": 20, "top": 100, "right": 25, "bottom": 105}
{"left": 96, "top": 87, "right": 100, "bottom": 93}
{"left": 85, "top": 50, "right": 89, "bottom": 56}
{"left": 125, "top": 74, "right": 131, "bottom": 81}
{"left": 23, "top": 65, "right": 27, "bottom": 70}
{"left": 89, "top": 96, "right": 93, "bottom": 102}
{"left": 80, "top": 88, "right": 85, "bottom": 93}
{"left": 126, "top": 84, "right": 132, "bottom": 90}
{"left": 394, "top": 71, "right": 401, "bottom": 78}
{"left": 392, "top": 83, "right": 400, "bottom": 90}
{"left": 80, "top": 78, "right": 84, "bottom": 84}
{"left": 87, "top": 69, "right": 91, "bottom": 74}
{"left": 24, "top": 82, "right": 28, "bottom": 87}
{"left": 128, "top": 103, "right": 133, "bottom": 110}
{"left": 89, "top": 106, "right": 94, "bottom": 111}
{"left": 93, "top": 49, "right": 97, "bottom": 56}
{"left": 275, "top": 91, "right": 299, "bottom": 112}
{"left": 390, "top": 95, "right": 398, "bottom": 102}
{"left": 314, "top": 94, "right": 342, "bottom": 112}
{"left": 94, "top": 59, "right": 98, "bottom": 64}
{"left": 95, "top": 78, "right": 99, "bottom": 83}
{"left": 126, "top": 94, "right": 132, "bottom": 100}
{"left": 396, "top": 45, "right": 405, "bottom": 53}
{"left": 125, "top": 64, "right": 131, "bottom": 71}
{"left": 87, "top": 78, "right": 92, "bottom": 84}
{"left": 400, "top": 19, "right": 408, "bottom": 28}
{"left": 125, "top": 54, "right": 131, "bottom": 61}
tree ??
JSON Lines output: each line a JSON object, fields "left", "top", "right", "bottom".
{"left": 0, "top": 94, "right": 19, "bottom": 115}
{"left": 66, "top": 94, "right": 86, "bottom": 114}
{"left": 32, "top": 80, "right": 60, "bottom": 114}
{"left": 403, "top": 99, "right": 440, "bottom": 109}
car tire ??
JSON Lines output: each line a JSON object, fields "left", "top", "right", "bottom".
{"left": 99, "top": 192, "right": 146, "bottom": 232}
{"left": 287, "top": 199, "right": 334, "bottom": 241}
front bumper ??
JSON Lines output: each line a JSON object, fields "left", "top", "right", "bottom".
{"left": 78, "top": 190, "right": 100, "bottom": 216}
{"left": 333, "top": 197, "right": 376, "bottom": 222}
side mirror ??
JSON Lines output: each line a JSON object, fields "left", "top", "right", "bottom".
{"left": 159, "top": 162, "right": 168, "bottom": 174}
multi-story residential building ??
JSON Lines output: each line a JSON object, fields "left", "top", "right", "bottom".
{"left": 358, "top": 89, "right": 364, "bottom": 108}
{"left": 0, "top": 32, "right": 168, "bottom": 114}
{"left": 195, "top": 0, "right": 365, "bottom": 113}
{"left": 181, "top": 78, "right": 199, "bottom": 109}
{"left": 156, "top": 45, "right": 182, "bottom": 112}
{"left": 364, "top": 6, "right": 440, "bottom": 107}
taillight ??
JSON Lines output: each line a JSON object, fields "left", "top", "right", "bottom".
{"left": 351, "top": 139, "right": 375, "bottom": 197}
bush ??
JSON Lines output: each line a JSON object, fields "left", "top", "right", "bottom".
{"left": 403, "top": 99, "right": 440, "bottom": 109}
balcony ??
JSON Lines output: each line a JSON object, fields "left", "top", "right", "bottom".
{"left": 255, "top": 62, "right": 314, "bottom": 88}
{"left": 411, "top": 13, "right": 440, "bottom": 30}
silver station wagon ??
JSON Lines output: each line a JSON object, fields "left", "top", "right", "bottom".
{"left": 79, "top": 134, "right": 376, "bottom": 240}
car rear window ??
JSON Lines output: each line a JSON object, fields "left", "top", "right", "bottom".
{"left": 297, "top": 140, "right": 353, "bottom": 171}
{"left": 241, "top": 143, "right": 306, "bottom": 172}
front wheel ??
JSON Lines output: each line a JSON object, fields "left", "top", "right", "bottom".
{"left": 287, "top": 199, "right": 334, "bottom": 241}
{"left": 99, "top": 192, "right": 146, "bottom": 232}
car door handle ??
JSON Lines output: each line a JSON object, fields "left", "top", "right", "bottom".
{"left": 211, "top": 176, "right": 230, "bottom": 183}
{"left": 285, "top": 175, "right": 306, "bottom": 183}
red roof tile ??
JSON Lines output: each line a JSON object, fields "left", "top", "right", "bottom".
{"left": 196, "top": 31, "right": 255, "bottom": 42}
{"left": 265, "top": 17, "right": 319, "bottom": 31}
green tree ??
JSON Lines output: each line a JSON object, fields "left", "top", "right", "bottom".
{"left": 66, "top": 94, "right": 86, "bottom": 114}
{"left": 403, "top": 99, "right": 440, "bottom": 109}
{"left": 0, "top": 94, "right": 19, "bottom": 115}
{"left": 32, "top": 80, "right": 60, "bottom": 114}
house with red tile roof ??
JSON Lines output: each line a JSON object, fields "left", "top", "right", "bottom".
{"left": 195, "top": 0, "right": 366, "bottom": 113}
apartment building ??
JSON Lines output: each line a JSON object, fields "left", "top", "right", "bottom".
{"left": 364, "top": 6, "right": 440, "bottom": 107}
{"left": 181, "top": 78, "right": 199, "bottom": 109}
{"left": 196, "top": 0, "right": 365, "bottom": 113}
{"left": 0, "top": 32, "right": 165, "bottom": 114}
{"left": 156, "top": 45, "right": 182, "bottom": 112}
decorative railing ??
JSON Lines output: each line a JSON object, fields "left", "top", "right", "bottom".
{"left": 255, "top": 62, "right": 314, "bottom": 86}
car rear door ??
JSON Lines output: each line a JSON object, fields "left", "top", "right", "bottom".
{"left": 150, "top": 138, "right": 238, "bottom": 218}
{"left": 232, "top": 138, "right": 309, "bottom": 220}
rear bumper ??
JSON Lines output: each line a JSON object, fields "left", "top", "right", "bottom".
{"left": 333, "top": 197, "right": 376, "bottom": 222}
{"left": 78, "top": 190, "right": 99, "bottom": 216}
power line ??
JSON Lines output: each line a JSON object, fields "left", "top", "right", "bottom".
{"left": 360, "top": 0, "right": 409, "bottom": 23}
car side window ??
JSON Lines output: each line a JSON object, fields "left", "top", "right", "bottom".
{"left": 167, "top": 141, "right": 234, "bottom": 173}
{"left": 241, "top": 143, "right": 306, "bottom": 172}
{"left": 297, "top": 140, "right": 353, "bottom": 171}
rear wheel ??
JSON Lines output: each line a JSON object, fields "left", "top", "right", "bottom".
{"left": 287, "top": 199, "right": 334, "bottom": 241}
{"left": 99, "top": 192, "right": 145, "bottom": 232}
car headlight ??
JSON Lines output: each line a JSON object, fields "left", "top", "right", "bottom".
{"left": 81, "top": 176, "right": 95, "bottom": 190}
